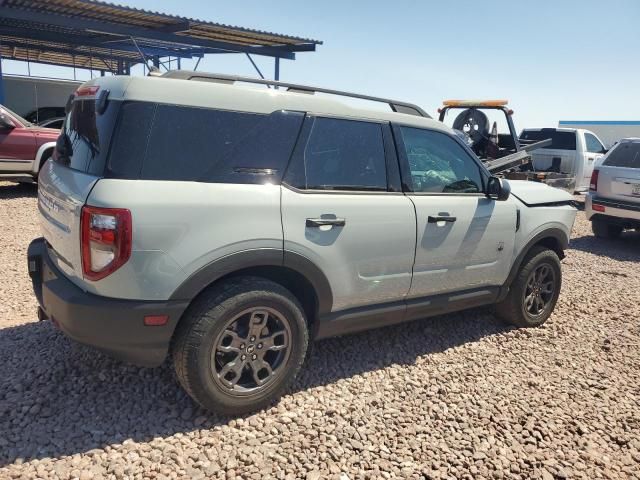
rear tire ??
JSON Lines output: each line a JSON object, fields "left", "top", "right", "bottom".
{"left": 172, "top": 276, "right": 308, "bottom": 415}
{"left": 592, "top": 219, "right": 622, "bottom": 238}
{"left": 495, "top": 246, "right": 562, "bottom": 328}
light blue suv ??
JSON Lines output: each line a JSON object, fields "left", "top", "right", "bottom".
{"left": 28, "top": 71, "right": 577, "bottom": 413}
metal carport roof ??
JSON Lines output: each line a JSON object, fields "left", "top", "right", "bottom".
{"left": 0, "top": 0, "right": 322, "bottom": 101}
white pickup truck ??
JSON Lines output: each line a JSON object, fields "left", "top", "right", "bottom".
{"left": 519, "top": 128, "right": 608, "bottom": 192}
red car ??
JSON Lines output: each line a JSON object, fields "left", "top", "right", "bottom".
{"left": 0, "top": 104, "right": 60, "bottom": 182}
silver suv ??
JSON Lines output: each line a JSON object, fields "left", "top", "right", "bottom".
{"left": 28, "top": 72, "right": 577, "bottom": 414}
{"left": 586, "top": 138, "right": 640, "bottom": 238}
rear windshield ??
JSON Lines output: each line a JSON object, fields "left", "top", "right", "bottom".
{"left": 603, "top": 142, "right": 640, "bottom": 168}
{"left": 57, "top": 98, "right": 120, "bottom": 175}
{"left": 520, "top": 130, "right": 577, "bottom": 150}
{"left": 58, "top": 99, "right": 304, "bottom": 184}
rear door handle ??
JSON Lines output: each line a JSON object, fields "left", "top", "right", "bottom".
{"left": 306, "top": 218, "right": 346, "bottom": 228}
{"left": 428, "top": 215, "right": 457, "bottom": 223}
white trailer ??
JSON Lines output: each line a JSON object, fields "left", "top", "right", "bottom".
{"left": 3, "top": 75, "right": 81, "bottom": 121}
{"left": 558, "top": 121, "right": 640, "bottom": 149}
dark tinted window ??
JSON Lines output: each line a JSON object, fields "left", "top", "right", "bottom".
{"left": 26, "top": 107, "right": 66, "bottom": 124}
{"left": 139, "top": 105, "right": 303, "bottom": 183}
{"left": 520, "top": 130, "right": 577, "bottom": 150}
{"left": 585, "top": 133, "right": 606, "bottom": 154}
{"left": 57, "top": 99, "right": 120, "bottom": 174}
{"left": 286, "top": 117, "right": 387, "bottom": 191}
{"left": 107, "top": 102, "right": 156, "bottom": 178}
{"left": 399, "top": 127, "right": 483, "bottom": 193}
{"left": 603, "top": 142, "right": 640, "bottom": 168}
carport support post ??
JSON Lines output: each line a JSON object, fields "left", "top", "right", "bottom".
{"left": 274, "top": 57, "right": 280, "bottom": 89}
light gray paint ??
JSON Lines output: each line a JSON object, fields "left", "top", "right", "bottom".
{"left": 408, "top": 195, "right": 516, "bottom": 297}
{"left": 35, "top": 76, "right": 578, "bottom": 309}
{"left": 281, "top": 187, "right": 416, "bottom": 311}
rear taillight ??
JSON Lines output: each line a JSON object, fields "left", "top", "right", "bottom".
{"left": 81, "top": 206, "right": 132, "bottom": 281}
{"left": 590, "top": 169, "right": 599, "bottom": 191}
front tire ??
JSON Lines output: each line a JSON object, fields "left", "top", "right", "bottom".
{"left": 495, "top": 246, "right": 562, "bottom": 328}
{"left": 172, "top": 277, "right": 308, "bottom": 415}
{"left": 592, "top": 219, "right": 622, "bottom": 239}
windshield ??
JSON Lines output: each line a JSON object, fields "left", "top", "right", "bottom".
{"left": 0, "top": 105, "right": 30, "bottom": 127}
{"left": 520, "top": 130, "right": 576, "bottom": 150}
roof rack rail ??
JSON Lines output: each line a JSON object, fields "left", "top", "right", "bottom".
{"left": 162, "top": 70, "right": 431, "bottom": 119}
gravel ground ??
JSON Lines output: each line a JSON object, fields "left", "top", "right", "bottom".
{"left": 0, "top": 180, "right": 638, "bottom": 480}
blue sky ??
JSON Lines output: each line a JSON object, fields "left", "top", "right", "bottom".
{"left": 4, "top": 0, "right": 640, "bottom": 127}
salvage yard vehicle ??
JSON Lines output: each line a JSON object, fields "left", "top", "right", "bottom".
{"left": 520, "top": 128, "right": 607, "bottom": 192}
{"left": 586, "top": 138, "right": 640, "bottom": 238}
{"left": 28, "top": 72, "right": 577, "bottom": 414}
{"left": 438, "top": 100, "right": 584, "bottom": 193}
{"left": 0, "top": 104, "right": 59, "bottom": 182}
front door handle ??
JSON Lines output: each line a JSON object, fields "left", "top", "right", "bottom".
{"left": 588, "top": 157, "right": 595, "bottom": 162}
{"left": 306, "top": 218, "right": 346, "bottom": 228}
{"left": 428, "top": 215, "right": 457, "bottom": 223}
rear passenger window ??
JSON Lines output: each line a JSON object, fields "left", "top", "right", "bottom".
{"left": 398, "top": 127, "right": 484, "bottom": 193}
{"left": 285, "top": 117, "right": 388, "bottom": 191}
{"left": 603, "top": 142, "right": 640, "bottom": 168}
{"left": 106, "top": 103, "right": 304, "bottom": 183}
{"left": 107, "top": 102, "right": 156, "bottom": 178}
{"left": 142, "top": 106, "right": 303, "bottom": 183}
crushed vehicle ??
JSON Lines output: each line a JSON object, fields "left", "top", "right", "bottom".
{"left": 29, "top": 72, "right": 577, "bottom": 414}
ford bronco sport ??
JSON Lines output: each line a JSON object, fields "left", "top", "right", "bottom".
{"left": 28, "top": 72, "right": 577, "bottom": 414}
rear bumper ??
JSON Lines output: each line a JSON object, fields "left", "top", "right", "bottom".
{"left": 27, "top": 238, "right": 189, "bottom": 367}
{"left": 585, "top": 194, "right": 640, "bottom": 225}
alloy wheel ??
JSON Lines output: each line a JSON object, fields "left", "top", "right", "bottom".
{"left": 210, "top": 307, "right": 291, "bottom": 395}
{"left": 523, "top": 263, "right": 556, "bottom": 317}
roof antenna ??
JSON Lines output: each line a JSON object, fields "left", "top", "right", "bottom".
{"left": 129, "top": 36, "right": 158, "bottom": 76}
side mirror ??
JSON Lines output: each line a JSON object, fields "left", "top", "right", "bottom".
{"left": 0, "top": 114, "right": 15, "bottom": 130}
{"left": 487, "top": 176, "right": 511, "bottom": 201}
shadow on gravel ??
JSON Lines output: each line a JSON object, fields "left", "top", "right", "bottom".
{"left": 0, "top": 308, "right": 509, "bottom": 465}
{"left": 570, "top": 231, "right": 640, "bottom": 262}
{"left": 0, "top": 181, "right": 37, "bottom": 200}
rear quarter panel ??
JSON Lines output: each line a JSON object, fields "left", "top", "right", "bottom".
{"left": 85, "top": 180, "right": 283, "bottom": 300}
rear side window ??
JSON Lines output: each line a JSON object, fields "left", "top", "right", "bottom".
{"left": 107, "top": 102, "right": 156, "bottom": 178}
{"left": 285, "top": 117, "right": 388, "bottom": 191}
{"left": 603, "top": 142, "right": 640, "bottom": 168}
{"left": 585, "top": 133, "right": 606, "bottom": 154}
{"left": 107, "top": 103, "right": 304, "bottom": 183}
{"left": 520, "top": 130, "right": 577, "bottom": 150}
